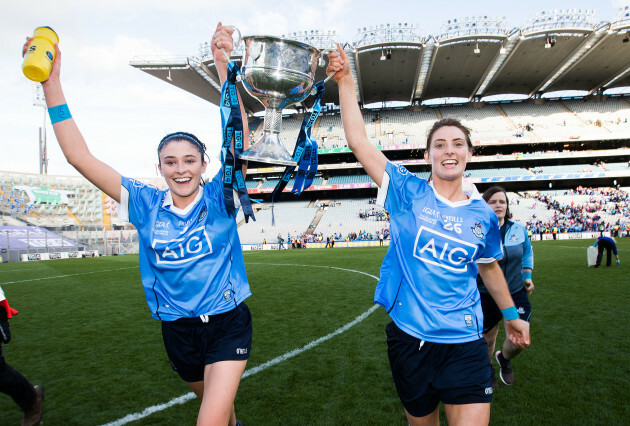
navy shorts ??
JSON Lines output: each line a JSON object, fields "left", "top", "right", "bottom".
{"left": 386, "top": 321, "right": 492, "bottom": 417}
{"left": 480, "top": 287, "right": 531, "bottom": 334}
{"left": 161, "top": 302, "right": 252, "bottom": 383}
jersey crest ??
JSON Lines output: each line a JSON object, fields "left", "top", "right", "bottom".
{"left": 198, "top": 207, "right": 208, "bottom": 222}
{"left": 471, "top": 222, "right": 485, "bottom": 239}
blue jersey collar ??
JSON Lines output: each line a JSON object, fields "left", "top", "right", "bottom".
{"left": 428, "top": 180, "right": 482, "bottom": 207}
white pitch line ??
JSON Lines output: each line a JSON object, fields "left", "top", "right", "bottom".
{"left": 0, "top": 266, "right": 138, "bottom": 285}
{"left": 242, "top": 304, "right": 379, "bottom": 379}
{"left": 548, "top": 245, "right": 630, "bottom": 252}
{"left": 101, "top": 265, "right": 380, "bottom": 426}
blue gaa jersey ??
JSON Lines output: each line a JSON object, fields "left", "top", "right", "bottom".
{"left": 375, "top": 162, "right": 503, "bottom": 344}
{"left": 478, "top": 219, "right": 533, "bottom": 295}
{"left": 118, "top": 172, "right": 251, "bottom": 321}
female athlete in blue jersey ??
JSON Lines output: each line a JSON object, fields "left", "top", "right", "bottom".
{"left": 25, "top": 23, "right": 251, "bottom": 426}
{"left": 327, "top": 47, "right": 530, "bottom": 425}
{"left": 477, "top": 186, "right": 534, "bottom": 387}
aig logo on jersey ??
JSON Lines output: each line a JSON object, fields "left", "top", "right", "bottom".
{"left": 413, "top": 226, "right": 478, "bottom": 272}
{"left": 152, "top": 226, "right": 213, "bottom": 265}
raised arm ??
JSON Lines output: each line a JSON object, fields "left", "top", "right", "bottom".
{"left": 327, "top": 45, "right": 387, "bottom": 187}
{"left": 25, "top": 39, "right": 122, "bottom": 202}
{"left": 211, "top": 23, "right": 250, "bottom": 176}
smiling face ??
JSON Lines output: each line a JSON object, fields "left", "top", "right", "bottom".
{"left": 486, "top": 190, "right": 508, "bottom": 223}
{"left": 424, "top": 125, "right": 473, "bottom": 184}
{"left": 158, "top": 139, "right": 207, "bottom": 208}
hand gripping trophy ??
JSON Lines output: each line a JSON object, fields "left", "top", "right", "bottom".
{"left": 220, "top": 28, "right": 336, "bottom": 167}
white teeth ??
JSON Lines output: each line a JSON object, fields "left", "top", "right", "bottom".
{"left": 174, "top": 178, "right": 191, "bottom": 183}
{"left": 442, "top": 160, "right": 457, "bottom": 165}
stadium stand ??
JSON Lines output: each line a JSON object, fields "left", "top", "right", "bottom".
{"left": 236, "top": 200, "right": 318, "bottom": 244}
{"left": 3, "top": 93, "right": 629, "bottom": 253}
{"left": 5, "top": 10, "right": 630, "bottom": 263}
{"left": 440, "top": 104, "right": 514, "bottom": 140}
{"left": 315, "top": 198, "right": 389, "bottom": 241}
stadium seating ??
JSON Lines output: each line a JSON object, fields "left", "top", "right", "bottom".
{"left": 440, "top": 104, "right": 513, "bottom": 140}
{"left": 465, "top": 167, "right": 533, "bottom": 177}
{"left": 2, "top": 97, "right": 629, "bottom": 247}
{"left": 315, "top": 198, "right": 389, "bottom": 240}
{"left": 237, "top": 200, "right": 317, "bottom": 244}
{"left": 326, "top": 175, "right": 372, "bottom": 185}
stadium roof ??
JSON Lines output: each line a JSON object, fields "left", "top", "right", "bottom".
{"left": 130, "top": 8, "right": 630, "bottom": 114}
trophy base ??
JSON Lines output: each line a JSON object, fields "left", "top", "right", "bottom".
{"left": 237, "top": 134, "right": 298, "bottom": 166}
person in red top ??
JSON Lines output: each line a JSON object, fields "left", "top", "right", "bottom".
{"left": 0, "top": 286, "right": 44, "bottom": 425}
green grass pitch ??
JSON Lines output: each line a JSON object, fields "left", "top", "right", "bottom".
{"left": 0, "top": 238, "right": 628, "bottom": 425}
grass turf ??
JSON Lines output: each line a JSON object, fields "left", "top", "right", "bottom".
{"left": 0, "top": 239, "right": 628, "bottom": 425}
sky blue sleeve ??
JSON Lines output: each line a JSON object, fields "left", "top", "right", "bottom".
{"left": 383, "top": 161, "right": 427, "bottom": 216}
{"left": 480, "top": 213, "right": 504, "bottom": 261}
{"left": 521, "top": 224, "right": 534, "bottom": 270}
{"left": 121, "top": 176, "right": 159, "bottom": 228}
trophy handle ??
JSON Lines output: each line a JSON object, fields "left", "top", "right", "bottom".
{"left": 310, "top": 48, "right": 338, "bottom": 95}
{"left": 219, "top": 25, "right": 242, "bottom": 63}
{"left": 317, "top": 48, "right": 337, "bottom": 68}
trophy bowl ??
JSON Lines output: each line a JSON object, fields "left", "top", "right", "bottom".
{"left": 237, "top": 35, "right": 326, "bottom": 166}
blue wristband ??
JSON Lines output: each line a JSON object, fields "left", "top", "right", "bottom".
{"left": 48, "top": 104, "right": 71, "bottom": 124}
{"left": 522, "top": 272, "right": 532, "bottom": 280}
{"left": 501, "top": 306, "right": 519, "bottom": 321}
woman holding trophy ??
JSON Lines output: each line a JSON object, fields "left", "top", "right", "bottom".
{"left": 326, "top": 48, "right": 530, "bottom": 425}
{"left": 22, "top": 23, "right": 251, "bottom": 426}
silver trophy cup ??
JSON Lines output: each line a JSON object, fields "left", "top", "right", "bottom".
{"left": 226, "top": 32, "right": 333, "bottom": 166}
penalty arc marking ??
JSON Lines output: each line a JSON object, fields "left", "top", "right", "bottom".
{"left": 101, "top": 263, "right": 380, "bottom": 426}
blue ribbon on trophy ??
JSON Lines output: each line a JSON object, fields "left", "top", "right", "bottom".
{"left": 218, "top": 28, "right": 338, "bottom": 225}
{"left": 292, "top": 81, "right": 324, "bottom": 194}
{"left": 270, "top": 81, "right": 325, "bottom": 225}
{"left": 219, "top": 61, "right": 255, "bottom": 222}
{"left": 271, "top": 81, "right": 325, "bottom": 203}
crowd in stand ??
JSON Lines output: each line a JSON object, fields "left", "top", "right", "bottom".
{"left": 268, "top": 228, "right": 391, "bottom": 249}
{"left": 0, "top": 187, "right": 38, "bottom": 220}
{"left": 522, "top": 186, "right": 629, "bottom": 236}
{"left": 358, "top": 207, "right": 390, "bottom": 221}
{"left": 261, "top": 187, "right": 628, "bottom": 247}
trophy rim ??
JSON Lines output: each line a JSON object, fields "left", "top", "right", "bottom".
{"left": 242, "top": 34, "right": 321, "bottom": 54}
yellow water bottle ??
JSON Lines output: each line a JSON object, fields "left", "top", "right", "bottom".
{"left": 22, "top": 26, "right": 59, "bottom": 82}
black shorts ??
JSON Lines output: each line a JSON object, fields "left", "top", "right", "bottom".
{"left": 161, "top": 302, "right": 252, "bottom": 383}
{"left": 480, "top": 287, "right": 531, "bottom": 334}
{"left": 386, "top": 321, "right": 492, "bottom": 418}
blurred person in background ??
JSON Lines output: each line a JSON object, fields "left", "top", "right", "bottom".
{"left": 477, "top": 186, "right": 534, "bottom": 387}
{"left": 0, "top": 286, "right": 44, "bottom": 426}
